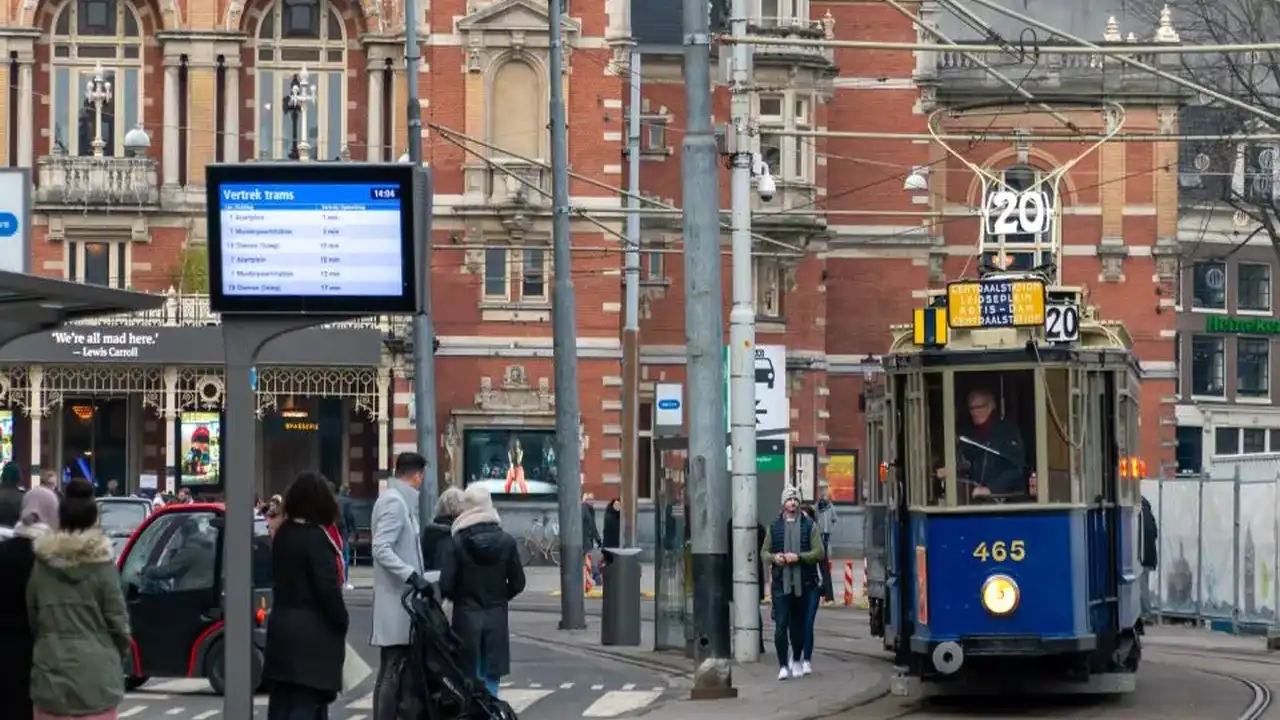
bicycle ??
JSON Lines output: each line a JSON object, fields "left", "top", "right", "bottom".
{"left": 518, "top": 514, "right": 560, "bottom": 566}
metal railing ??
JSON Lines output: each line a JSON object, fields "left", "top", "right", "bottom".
{"left": 65, "top": 289, "right": 411, "bottom": 335}
{"left": 1141, "top": 460, "right": 1280, "bottom": 632}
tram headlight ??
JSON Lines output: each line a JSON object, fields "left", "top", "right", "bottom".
{"left": 981, "top": 574, "right": 1019, "bottom": 616}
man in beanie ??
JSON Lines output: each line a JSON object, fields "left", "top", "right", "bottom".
{"left": 760, "top": 484, "right": 823, "bottom": 680}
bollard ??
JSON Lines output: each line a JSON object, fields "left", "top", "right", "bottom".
{"left": 601, "top": 547, "right": 643, "bottom": 646}
{"left": 844, "top": 561, "right": 854, "bottom": 606}
{"left": 859, "top": 558, "right": 870, "bottom": 609}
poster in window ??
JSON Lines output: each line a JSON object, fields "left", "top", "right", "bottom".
{"left": 178, "top": 411, "right": 222, "bottom": 486}
{"left": 827, "top": 450, "right": 857, "bottom": 503}
{"left": 0, "top": 410, "right": 13, "bottom": 469}
{"left": 463, "top": 428, "right": 559, "bottom": 497}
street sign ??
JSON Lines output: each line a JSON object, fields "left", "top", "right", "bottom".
{"left": 654, "top": 382, "right": 683, "bottom": 437}
{"left": 0, "top": 169, "right": 31, "bottom": 273}
{"left": 946, "top": 278, "right": 1046, "bottom": 329}
{"left": 726, "top": 344, "right": 789, "bottom": 439}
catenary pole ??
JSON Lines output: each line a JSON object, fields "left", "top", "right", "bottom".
{"left": 550, "top": 0, "right": 586, "bottom": 631}
{"left": 683, "top": 0, "right": 735, "bottom": 698}
{"left": 727, "top": 0, "right": 759, "bottom": 665}
{"left": 404, "top": 0, "right": 439, "bottom": 514}
{"left": 620, "top": 50, "right": 641, "bottom": 548}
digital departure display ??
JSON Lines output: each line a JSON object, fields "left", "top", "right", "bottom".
{"left": 206, "top": 164, "right": 419, "bottom": 315}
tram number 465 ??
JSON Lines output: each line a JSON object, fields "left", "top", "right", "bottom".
{"left": 972, "top": 540, "right": 1027, "bottom": 563}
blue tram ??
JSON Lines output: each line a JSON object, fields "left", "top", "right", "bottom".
{"left": 863, "top": 276, "right": 1147, "bottom": 696}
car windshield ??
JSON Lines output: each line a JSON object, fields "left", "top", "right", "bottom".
{"left": 97, "top": 502, "right": 149, "bottom": 537}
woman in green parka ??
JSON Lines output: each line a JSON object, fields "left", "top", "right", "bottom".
{"left": 26, "top": 478, "right": 130, "bottom": 720}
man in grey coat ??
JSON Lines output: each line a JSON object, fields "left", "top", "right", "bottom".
{"left": 370, "top": 452, "right": 432, "bottom": 720}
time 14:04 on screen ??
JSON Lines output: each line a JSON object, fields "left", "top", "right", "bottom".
{"left": 369, "top": 187, "right": 400, "bottom": 200}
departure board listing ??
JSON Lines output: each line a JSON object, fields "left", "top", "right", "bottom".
{"left": 215, "top": 183, "right": 406, "bottom": 298}
{"left": 946, "top": 278, "right": 1046, "bottom": 328}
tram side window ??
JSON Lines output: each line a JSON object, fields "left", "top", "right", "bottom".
{"left": 951, "top": 370, "right": 1037, "bottom": 505}
{"left": 1044, "top": 369, "right": 1073, "bottom": 503}
{"left": 920, "top": 373, "right": 946, "bottom": 505}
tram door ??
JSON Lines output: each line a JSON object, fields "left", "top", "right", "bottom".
{"left": 1082, "top": 370, "right": 1122, "bottom": 637}
{"left": 863, "top": 381, "right": 890, "bottom": 639}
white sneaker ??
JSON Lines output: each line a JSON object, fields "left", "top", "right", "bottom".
{"left": 777, "top": 666, "right": 791, "bottom": 680}
{"left": 798, "top": 660, "right": 812, "bottom": 676}
{"left": 788, "top": 661, "right": 801, "bottom": 678}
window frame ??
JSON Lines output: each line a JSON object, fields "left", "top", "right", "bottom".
{"left": 482, "top": 245, "right": 510, "bottom": 301}
{"left": 252, "top": 0, "right": 348, "bottom": 161}
{"left": 66, "top": 239, "right": 129, "bottom": 289}
{"left": 1237, "top": 262, "right": 1272, "bottom": 314}
{"left": 1190, "top": 260, "right": 1228, "bottom": 312}
{"left": 755, "top": 91, "right": 816, "bottom": 184}
{"left": 48, "top": 0, "right": 146, "bottom": 158}
{"left": 753, "top": 256, "right": 785, "bottom": 320}
{"left": 520, "top": 247, "right": 548, "bottom": 301}
{"left": 1190, "top": 334, "right": 1227, "bottom": 399}
{"left": 1236, "top": 335, "right": 1271, "bottom": 401}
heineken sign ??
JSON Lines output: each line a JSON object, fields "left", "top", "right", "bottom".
{"left": 1206, "top": 315, "right": 1280, "bottom": 334}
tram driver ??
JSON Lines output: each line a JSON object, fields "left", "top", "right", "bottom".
{"left": 939, "top": 388, "right": 1028, "bottom": 501}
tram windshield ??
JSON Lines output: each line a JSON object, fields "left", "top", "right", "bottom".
{"left": 912, "top": 369, "right": 1044, "bottom": 507}
{"left": 951, "top": 371, "right": 1035, "bottom": 505}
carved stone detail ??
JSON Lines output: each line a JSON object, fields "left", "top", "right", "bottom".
{"left": 474, "top": 366, "right": 555, "bottom": 413}
{"left": 1151, "top": 235, "right": 1180, "bottom": 281}
{"left": 1096, "top": 236, "right": 1129, "bottom": 282}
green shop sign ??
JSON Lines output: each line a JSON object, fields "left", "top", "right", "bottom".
{"left": 1206, "top": 316, "right": 1280, "bottom": 334}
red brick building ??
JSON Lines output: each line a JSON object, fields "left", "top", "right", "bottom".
{"left": 0, "top": 0, "right": 1177, "bottom": 531}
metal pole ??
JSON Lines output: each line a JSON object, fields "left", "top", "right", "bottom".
{"left": 619, "top": 50, "right": 641, "bottom": 549}
{"left": 404, "top": 0, "right": 439, "bottom": 514}
{"left": 549, "top": 0, "right": 586, "bottom": 631}
{"left": 727, "top": 0, "right": 759, "bottom": 666}
{"left": 683, "top": 0, "right": 735, "bottom": 699}
{"left": 221, "top": 345, "right": 255, "bottom": 720}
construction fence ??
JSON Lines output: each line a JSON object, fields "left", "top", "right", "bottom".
{"left": 1141, "top": 458, "right": 1280, "bottom": 631}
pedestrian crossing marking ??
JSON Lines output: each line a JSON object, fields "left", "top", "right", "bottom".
{"left": 503, "top": 688, "right": 554, "bottom": 713}
{"left": 621, "top": 683, "right": 635, "bottom": 690}
{"left": 560, "top": 682, "right": 574, "bottom": 689}
{"left": 347, "top": 693, "right": 373, "bottom": 710}
{"left": 166, "top": 709, "right": 186, "bottom": 715}
{"left": 591, "top": 683, "right": 604, "bottom": 690}
{"left": 192, "top": 712, "right": 219, "bottom": 720}
{"left": 119, "top": 707, "right": 147, "bottom": 717}
{"left": 146, "top": 679, "right": 214, "bottom": 694}
{"left": 582, "top": 690, "right": 665, "bottom": 717}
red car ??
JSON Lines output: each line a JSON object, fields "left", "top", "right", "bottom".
{"left": 116, "top": 503, "right": 273, "bottom": 694}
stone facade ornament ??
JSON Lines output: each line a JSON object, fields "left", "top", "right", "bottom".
{"left": 225, "top": 0, "right": 244, "bottom": 31}
{"left": 1151, "top": 236, "right": 1180, "bottom": 281}
{"left": 822, "top": 11, "right": 835, "bottom": 40}
{"left": 473, "top": 367, "right": 555, "bottom": 413}
{"left": 1103, "top": 16, "right": 1121, "bottom": 42}
{"left": 1154, "top": 5, "right": 1180, "bottom": 44}
{"left": 443, "top": 417, "right": 461, "bottom": 486}
{"left": 1096, "top": 238, "right": 1128, "bottom": 282}
{"left": 1157, "top": 106, "right": 1178, "bottom": 135}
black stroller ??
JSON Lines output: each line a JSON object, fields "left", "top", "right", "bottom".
{"left": 398, "top": 587, "right": 520, "bottom": 720}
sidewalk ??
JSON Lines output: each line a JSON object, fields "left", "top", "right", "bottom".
{"left": 509, "top": 609, "right": 888, "bottom": 720}
{"left": 1142, "top": 623, "right": 1280, "bottom": 656}
{"left": 352, "top": 558, "right": 871, "bottom": 605}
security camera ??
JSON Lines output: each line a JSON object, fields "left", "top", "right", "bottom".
{"left": 758, "top": 166, "right": 776, "bottom": 202}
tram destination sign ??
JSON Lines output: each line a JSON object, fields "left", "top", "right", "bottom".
{"left": 946, "top": 278, "right": 1046, "bottom": 329}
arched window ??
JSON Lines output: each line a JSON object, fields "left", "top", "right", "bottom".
{"left": 254, "top": 0, "right": 347, "bottom": 160}
{"left": 983, "top": 164, "right": 1057, "bottom": 272}
{"left": 48, "top": 0, "right": 145, "bottom": 157}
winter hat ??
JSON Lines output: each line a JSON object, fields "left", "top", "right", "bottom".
{"left": 462, "top": 483, "right": 495, "bottom": 512}
{"left": 21, "top": 486, "right": 59, "bottom": 530}
{"left": 781, "top": 485, "right": 800, "bottom": 504}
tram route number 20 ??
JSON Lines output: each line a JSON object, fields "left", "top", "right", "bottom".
{"left": 972, "top": 540, "right": 1026, "bottom": 563}
{"left": 1044, "top": 303, "right": 1080, "bottom": 343}
{"left": 985, "top": 189, "right": 1051, "bottom": 235}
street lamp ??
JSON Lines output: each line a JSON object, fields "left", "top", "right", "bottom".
{"left": 85, "top": 61, "right": 113, "bottom": 158}
{"left": 283, "top": 68, "right": 314, "bottom": 161}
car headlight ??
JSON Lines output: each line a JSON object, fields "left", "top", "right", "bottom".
{"left": 981, "top": 574, "right": 1019, "bottom": 615}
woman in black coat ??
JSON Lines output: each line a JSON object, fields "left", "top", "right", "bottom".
{"left": 601, "top": 499, "right": 621, "bottom": 566}
{"left": 0, "top": 487, "right": 58, "bottom": 720}
{"left": 439, "top": 485, "right": 526, "bottom": 697}
{"left": 421, "top": 487, "right": 466, "bottom": 572}
{"left": 262, "top": 472, "right": 350, "bottom": 720}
